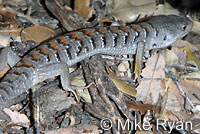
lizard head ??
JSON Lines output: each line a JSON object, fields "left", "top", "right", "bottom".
{"left": 145, "top": 15, "right": 193, "bottom": 50}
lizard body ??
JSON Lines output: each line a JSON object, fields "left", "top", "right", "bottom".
{"left": 0, "top": 15, "right": 193, "bottom": 109}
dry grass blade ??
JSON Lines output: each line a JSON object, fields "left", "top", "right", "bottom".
{"left": 107, "top": 65, "right": 137, "bottom": 97}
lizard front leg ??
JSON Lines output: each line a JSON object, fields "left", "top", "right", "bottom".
{"left": 134, "top": 41, "right": 145, "bottom": 82}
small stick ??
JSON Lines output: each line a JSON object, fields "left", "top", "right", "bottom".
{"left": 36, "top": 90, "right": 40, "bottom": 134}
{"left": 164, "top": 68, "right": 197, "bottom": 112}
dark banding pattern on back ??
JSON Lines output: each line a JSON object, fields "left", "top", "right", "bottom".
{"left": 146, "top": 22, "right": 159, "bottom": 37}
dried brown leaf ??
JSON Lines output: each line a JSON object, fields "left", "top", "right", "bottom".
{"left": 184, "top": 46, "right": 200, "bottom": 67}
{"left": 165, "top": 79, "right": 200, "bottom": 112}
{"left": 164, "top": 79, "right": 182, "bottom": 112}
{"left": 40, "top": 88, "right": 77, "bottom": 112}
{"left": 110, "top": 77, "right": 137, "bottom": 96}
{"left": 172, "top": 40, "right": 199, "bottom": 53}
{"left": 0, "top": 64, "right": 10, "bottom": 78}
{"left": 3, "top": 108, "right": 30, "bottom": 128}
{"left": 118, "top": 61, "right": 129, "bottom": 72}
{"left": 183, "top": 71, "right": 200, "bottom": 79}
{"left": 171, "top": 47, "right": 187, "bottom": 65}
{"left": 159, "top": 109, "right": 179, "bottom": 122}
{"left": 171, "top": 40, "right": 199, "bottom": 65}
{"left": 0, "top": 28, "right": 22, "bottom": 37}
{"left": 74, "top": 0, "right": 93, "bottom": 19}
{"left": 191, "top": 19, "right": 200, "bottom": 35}
{"left": 2, "top": 0, "right": 22, "bottom": 7}
{"left": 71, "top": 75, "right": 92, "bottom": 103}
{"left": 107, "top": 66, "right": 137, "bottom": 97}
{"left": 107, "top": 0, "right": 179, "bottom": 22}
{"left": 41, "top": 124, "right": 99, "bottom": 134}
{"left": 162, "top": 49, "right": 178, "bottom": 65}
{"left": 135, "top": 130, "right": 154, "bottom": 134}
{"left": 0, "top": 34, "right": 11, "bottom": 47}
{"left": 21, "top": 26, "right": 56, "bottom": 43}
{"left": 154, "top": 3, "right": 179, "bottom": 15}
{"left": 0, "top": 7, "right": 18, "bottom": 29}
{"left": 136, "top": 54, "right": 165, "bottom": 104}
{"left": 41, "top": 128, "right": 82, "bottom": 134}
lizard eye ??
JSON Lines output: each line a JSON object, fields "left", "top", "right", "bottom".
{"left": 152, "top": 43, "right": 157, "bottom": 48}
{"left": 182, "top": 25, "right": 187, "bottom": 31}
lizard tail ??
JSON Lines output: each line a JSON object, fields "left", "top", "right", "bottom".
{"left": 0, "top": 66, "right": 34, "bottom": 109}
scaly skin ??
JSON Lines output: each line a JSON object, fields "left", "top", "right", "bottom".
{"left": 0, "top": 15, "right": 193, "bottom": 109}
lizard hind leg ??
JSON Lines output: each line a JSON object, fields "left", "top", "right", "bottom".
{"left": 35, "top": 63, "right": 80, "bottom": 101}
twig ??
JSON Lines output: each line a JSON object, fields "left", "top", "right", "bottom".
{"left": 36, "top": 89, "right": 40, "bottom": 134}
{"left": 164, "top": 68, "right": 197, "bottom": 112}
{"left": 6, "top": 6, "right": 40, "bottom": 25}
{"left": 185, "top": 78, "right": 200, "bottom": 81}
{"left": 0, "top": 30, "right": 19, "bottom": 33}
{"left": 110, "top": 75, "right": 168, "bottom": 82}
{"left": 101, "top": 55, "right": 134, "bottom": 61}
{"left": 166, "top": 64, "right": 199, "bottom": 72}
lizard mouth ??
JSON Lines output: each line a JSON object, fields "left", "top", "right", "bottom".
{"left": 181, "top": 31, "right": 189, "bottom": 38}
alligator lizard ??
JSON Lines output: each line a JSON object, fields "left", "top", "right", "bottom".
{"left": 0, "top": 15, "right": 193, "bottom": 109}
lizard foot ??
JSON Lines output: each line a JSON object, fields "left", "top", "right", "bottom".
{"left": 65, "top": 82, "right": 94, "bottom": 102}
